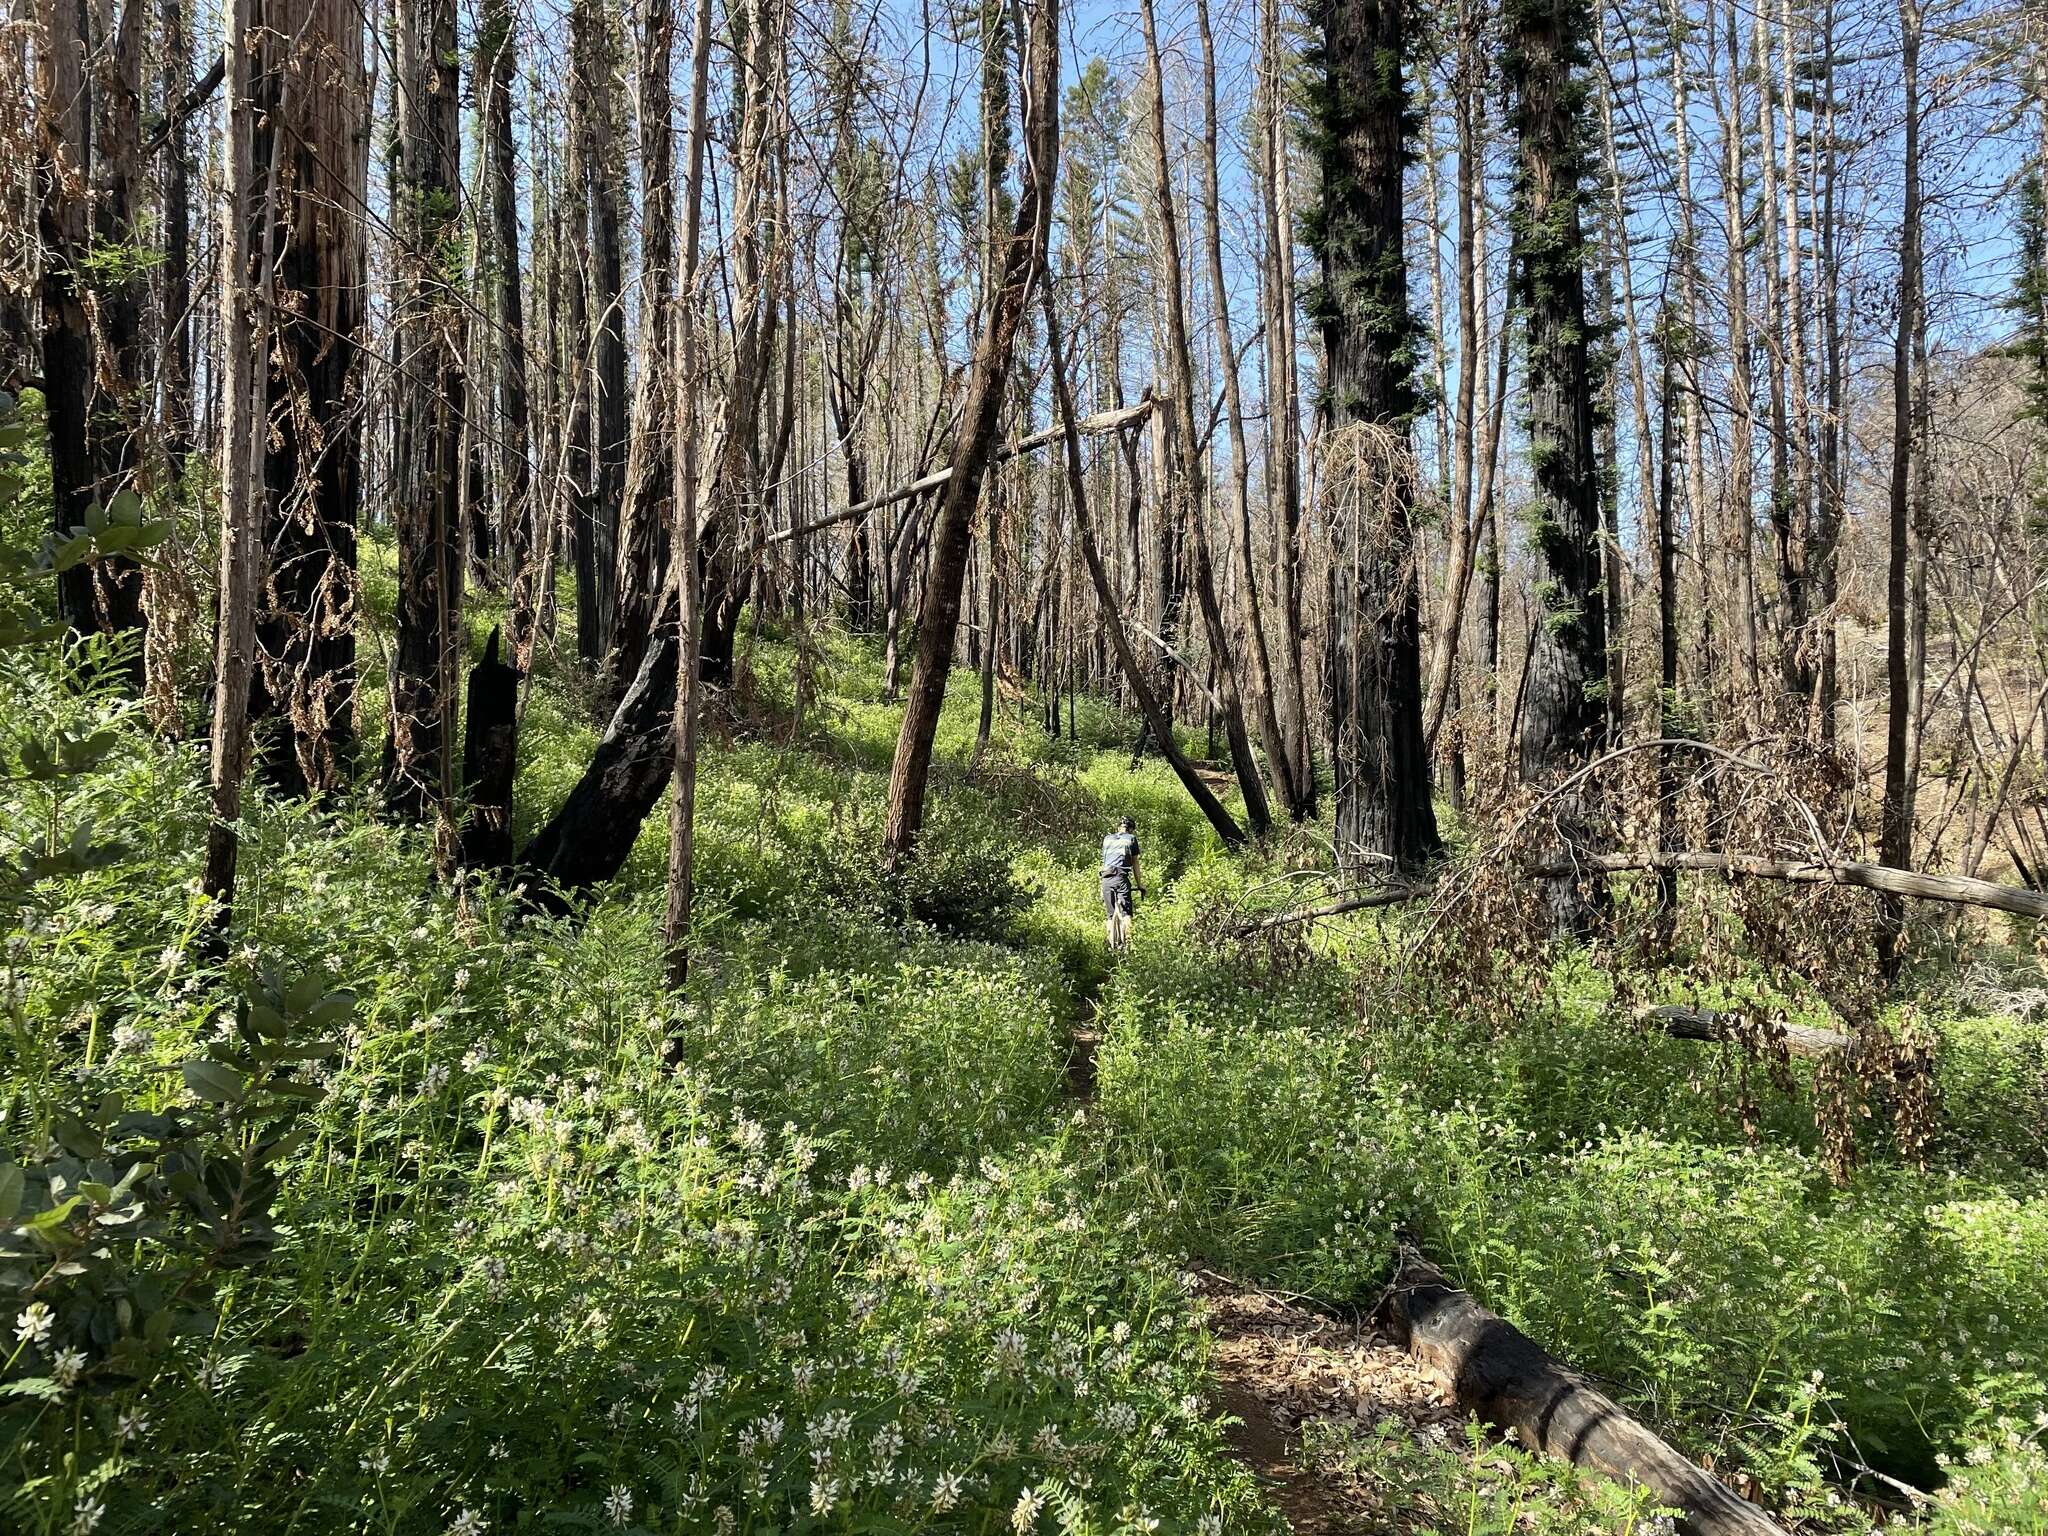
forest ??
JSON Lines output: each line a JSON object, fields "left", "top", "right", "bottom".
{"left": 5, "top": 0, "right": 2048, "bottom": 1528}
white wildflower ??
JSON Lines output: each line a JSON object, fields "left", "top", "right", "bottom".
{"left": 602, "top": 1484, "right": 633, "bottom": 1527}
{"left": 51, "top": 1348, "right": 87, "bottom": 1389}
{"left": 448, "top": 1509, "right": 486, "bottom": 1536}
{"left": 14, "top": 1302, "right": 54, "bottom": 1349}
{"left": 1012, "top": 1486, "right": 1045, "bottom": 1531}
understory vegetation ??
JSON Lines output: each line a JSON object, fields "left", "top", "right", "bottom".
{"left": 6, "top": 539, "right": 2048, "bottom": 1533}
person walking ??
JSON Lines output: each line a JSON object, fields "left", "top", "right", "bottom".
{"left": 1100, "top": 815, "right": 1141, "bottom": 952}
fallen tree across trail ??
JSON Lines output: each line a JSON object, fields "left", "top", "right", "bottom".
{"left": 1231, "top": 849, "right": 2048, "bottom": 933}
{"left": 1642, "top": 1004, "right": 1855, "bottom": 1058}
{"left": 1376, "top": 1251, "right": 1791, "bottom": 1536}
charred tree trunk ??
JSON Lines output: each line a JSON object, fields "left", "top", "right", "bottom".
{"left": 1879, "top": 0, "right": 1922, "bottom": 976}
{"left": 36, "top": 0, "right": 147, "bottom": 675}
{"left": 483, "top": 0, "right": 537, "bottom": 664}
{"left": 250, "top": 0, "right": 367, "bottom": 800}
{"left": 1507, "top": 0, "right": 1609, "bottom": 934}
{"left": 1309, "top": 0, "right": 1441, "bottom": 874}
{"left": 1378, "top": 1253, "right": 1792, "bottom": 1536}
{"left": 459, "top": 627, "right": 521, "bottom": 871}
{"left": 382, "top": 0, "right": 467, "bottom": 836}
{"left": 608, "top": 0, "right": 676, "bottom": 694}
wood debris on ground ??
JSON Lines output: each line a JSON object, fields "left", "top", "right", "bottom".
{"left": 1190, "top": 1268, "right": 1467, "bottom": 1533}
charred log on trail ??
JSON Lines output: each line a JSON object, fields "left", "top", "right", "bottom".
{"left": 1642, "top": 1004, "right": 1853, "bottom": 1059}
{"left": 1376, "top": 1251, "right": 1790, "bottom": 1536}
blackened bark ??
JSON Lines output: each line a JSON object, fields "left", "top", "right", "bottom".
{"left": 460, "top": 627, "right": 521, "bottom": 871}
{"left": 250, "top": 0, "right": 367, "bottom": 799}
{"left": 1308, "top": 0, "right": 1441, "bottom": 875}
{"left": 483, "top": 0, "right": 536, "bottom": 661}
{"left": 159, "top": 0, "right": 194, "bottom": 466}
{"left": 516, "top": 599, "right": 680, "bottom": 903}
{"left": 382, "top": 0, "right": 467, "bottom": 826}
{"left": 37, "top": 0, "right": 147, "bottom": 676}
{"left": 1507, "top": 0, "right": 1608, "bottom": 932}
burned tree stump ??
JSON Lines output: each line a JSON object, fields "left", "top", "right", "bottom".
{"left": 514, "top": 607, "right": 680, "bottom": 908}
{"left": 1375, "top": 1250, "right": 1789, "bottom": 1536}
{"left": 459, "top": 627, "right": 521, "bottom": 872}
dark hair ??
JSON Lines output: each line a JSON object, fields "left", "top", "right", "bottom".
{"left": 1119, "top": 815, "right": 1135, "bottom": 832}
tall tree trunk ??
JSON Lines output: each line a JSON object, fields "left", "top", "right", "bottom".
{"left": 158, "top": 0, "right": 193, "bottom": 467}
{"left": 36, "top": 0, "right": 146, "bottom": 674}
{"left": 1260, "top": 0, "right": 1314, "bottom": 807}
{"left": 696, "top": 0, "right": 781, "bottom": 689}
{"left": 661, "top": 0, "right": 716, "bottom": 994}
{"left": 203, "top": 0, "right": 273, "bottom": 936}
{"left": 1421, "top": 13, "right": 1486, "bottom": 754}
{"left": 610, "top": 0, "right": 676, "bottom": 693}
{"left": 383, "top": 0, "right": 467, "bottom": 841}
{"left": 1197, "top": 0, "right": 1300, "bottom": 819}
{"left": 483, "top": 0, "right": 537, "bottom": 665}
{"left": 1717, "top": 0, "right": 1762, "bottom": 729}
{"left": 880, "top": 0, "right": 1057, "bottom": 866}
{"left": 1508, "top": 0, "right": 1608, "bottom": 934}
{"left": 1311, "top": 0, "right": 1441, "bottom": 874}
{"left": 1138, "top": 0, "right": 1272, "bottom": 837}
{"left": 250, "top": 0, "right": 368, "bottom": 799}
{"left": 1879, "top": 0, "right": 1922, "bottom": 974}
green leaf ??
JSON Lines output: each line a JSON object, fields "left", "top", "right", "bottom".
{"left": 182, "top": 1059, "right": 246, "bottom": 1105}
{"left": 0, "top": 1164, "right": 20, "bottom": 1224}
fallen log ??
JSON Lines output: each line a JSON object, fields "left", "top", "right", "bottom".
{"left": 1238, "top": 849, "right": 2048, "bottom": 933}
{"left": 1531, "top": 851, "right": 2048, "bottom": 920}
{"left": 1376, "top": 1251, "right": 1789, "bottom": 1536}
{"left": 1641, "top": 1004, "right": 1854, "bottom": 1059}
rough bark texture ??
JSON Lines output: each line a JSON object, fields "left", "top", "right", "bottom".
{"left": 249, "top": 0, "right": 367, "bottom": 799}
{"left": 1507, "top": 0, "right": 1608, "bottom": 932}
{"left": 483, "top": 0, "right": 537, "bottom": 663}
{"left": 1308, "top": 0, "right": 1441, "bottom": 874}
{"left": 1643, "top": 1004, "right": 1854, "bottom": 1058}
{"left": 382, "top": 0, "right": 467, "bottom": 827}
{"left": 37, "top": 0, "right": 146, "bottom": 675}
{"left": 1378, "top": 1253, "right": 1790, "bottom": 1536}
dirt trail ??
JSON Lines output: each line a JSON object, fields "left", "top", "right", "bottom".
{"left": 1065, "top": 959, "right": 1464, "bottom": 1532}
{"left": 1190, "top": 1270, "right": 1463, "bottom": 1533}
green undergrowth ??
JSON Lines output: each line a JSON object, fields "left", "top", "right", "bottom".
{"left": 1096, "top": 871, "right": 2048, "bottom": 1527}
{"left": 9, "top": 514, "right": 2048, "bottom": 1534}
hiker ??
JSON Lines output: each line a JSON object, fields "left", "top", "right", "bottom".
{"left": 1100, "top": 815, "right": 1141, "bottom": 952}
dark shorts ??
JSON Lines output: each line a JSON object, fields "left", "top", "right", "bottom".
{"left": 1101, "top": 872, "right": 1133, "bottom": 917}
